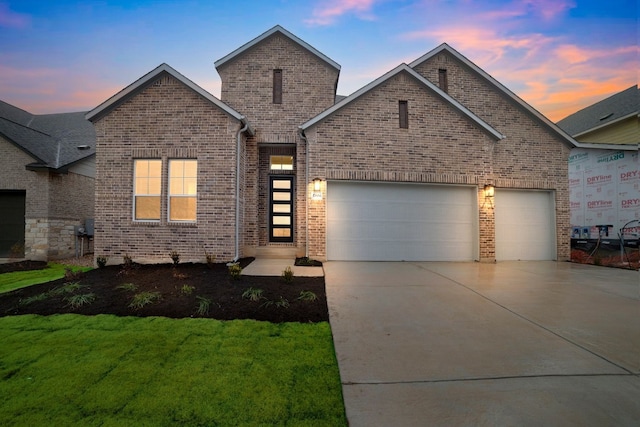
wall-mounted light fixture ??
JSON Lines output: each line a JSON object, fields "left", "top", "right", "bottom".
{"left": 313, "top": 178, "right": 322, "bottom": 192}
{"left": 483, "top": 184, "right": 495, "bottom": 198}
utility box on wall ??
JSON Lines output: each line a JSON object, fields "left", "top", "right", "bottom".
{"left": 569, "top": 148, "right": 639, "bottom": 269}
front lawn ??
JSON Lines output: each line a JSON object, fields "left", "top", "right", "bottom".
{"left": 0, "top": 263, "right": 92, "bottom": 294}
{"left": 0, "top": 314, "right": 347, "bottom": 426}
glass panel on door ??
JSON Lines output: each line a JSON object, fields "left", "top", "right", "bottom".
{"left": 270, "top": 176, "right": 294, "bottom": 242}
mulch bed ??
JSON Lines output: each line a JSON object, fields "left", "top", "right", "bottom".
{"left": 0, "top": 260, "right": 48, "bottom": 274}
{"left": 0, "top": 258, "right": 328, "bottom": 323}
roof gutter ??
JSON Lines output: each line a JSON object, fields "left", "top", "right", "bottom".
{"left": 232, "top": 119, "right": 253, "bottom": 263}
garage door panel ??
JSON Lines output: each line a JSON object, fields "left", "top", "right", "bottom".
{"left": 327, "top": 182, "right": 476, "bottom": 261}
{"left": 495, "top": 190, "right": 556, "bottom": 261}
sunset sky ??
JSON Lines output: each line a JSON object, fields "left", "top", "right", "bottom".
{"left": 0, "top": 0, "right": 636, "bottom": 122}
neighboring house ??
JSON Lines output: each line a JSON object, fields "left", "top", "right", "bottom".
{"left": 557, "top": 86, "right": 639, "bottom": 268}
{"left": 0, "top": 100, "right": 96, "bottom": 260}
{"left": 87, "top": 25, "right": 577, "bottom": 264}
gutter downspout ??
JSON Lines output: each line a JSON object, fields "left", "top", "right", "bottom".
{"left": 233, "top": 121, "right": 250, "bottom": 262}
{"left": 298, "top": 129, "right": 309, "bottom": 258}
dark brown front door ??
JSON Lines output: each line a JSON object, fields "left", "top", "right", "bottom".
{"left": 269, "top": 176, "right": 293, "bottom": 242}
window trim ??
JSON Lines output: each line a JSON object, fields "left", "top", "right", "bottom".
{"left": 273, "top": 69, "right": 283, "bottom": 104}
{"left": 168, "top": 159, "right": 198, "bottom": 223}
{"left": 133, "top": 159, "right": 162, "bottom": 222}
{"left": 438, "top": 68, "right": 448, "bottom": 93}
{"left": 269, "top": 155, "right": 294, "bottom": 171}
{"left": 399, "top": 100, "right": 408, "bottom": 129}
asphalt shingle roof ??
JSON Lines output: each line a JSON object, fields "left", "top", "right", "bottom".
{"left": 556, "top": 85, "right": 639, "bottom": 136}
{"left": 0, "top": 100, "right": 95, "bottom": 170}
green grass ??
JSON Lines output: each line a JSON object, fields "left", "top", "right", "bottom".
{"left": 0, "top": 314, "right": 346, "bottom": 426}
{"left": 0, "top": 264, "right": 93, "bottom": 294}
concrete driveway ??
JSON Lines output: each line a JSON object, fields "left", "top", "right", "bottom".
{"left": 324, "top": 261, "right": 640, "bottom": 426}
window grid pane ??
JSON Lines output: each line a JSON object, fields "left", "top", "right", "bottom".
{"left": 169, "top": 160, "right": 197, "bottom": 222}
{"left": 134, "top": 160, "right": 161, "bottom": 220}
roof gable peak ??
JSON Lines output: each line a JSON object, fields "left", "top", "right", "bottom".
{"left": 85, "top": 63, "right": 247, "bottom": 126}
{"left": 214, "top": 25, "right": 340, "bottom": 71}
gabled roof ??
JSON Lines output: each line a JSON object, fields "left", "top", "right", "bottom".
{"left": 556, "top": 85, "right": 638, "bottom": 137}
{"left": 300, "top": 63, "right": 504, "bottom": 140}
{"left": 214, "top": 25, "right": 341, "bottom": 72}
{"left": 0, "top": 100, "right": 95, "bottom": 170}
{"left": 410, "top": 43, "right": 578, "bottom": 148}
{"left": 86, "top": 63, "right": 253, "bottom": 135}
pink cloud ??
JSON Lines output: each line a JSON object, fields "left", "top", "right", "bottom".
{"left": 0, "top": 2, "right": 30, "bottom": 29}
{"left": 402, "top": 19, "right": 637, "bottom": 122}
{"left": 305, "top": 0, "right": 378, "bottom": 26}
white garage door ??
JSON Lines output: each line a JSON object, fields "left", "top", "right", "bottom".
{"left": 327, "top": 182, "right": 477, "bottom": 261}
{"left": 495, "top": 190, "right": 556, "bottom": 260}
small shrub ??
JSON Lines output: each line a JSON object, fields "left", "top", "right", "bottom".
{"left": 281, "top": 266, "right": 294, "bottom": 284}
{"left": 297, "top": 290, "right": 318, "bottom": 302}
{"left": 129, "top": 291, "right": 162, "bottom": 310}
{"left": 116, "top": 283, "right": 138, "bottom": 292}
{"left": 65, "top": 293, "right": 96, "bottom": 309}
{"left": 169, "top": 250, "right": 180, "bottom": 266}
{"left": 51, "top": 282, "right": 83, "bottom": 296}
{"left": 64, "top": 267, "right": 81, "bottom": 281}
{"left": 19, "top": 293, "right": 49, "bottom": 306}
{"left": 242, "top": 287, "right": 264, "bottom": 302}
{"left": 96, "top": 256, "right": 108, "bottom": 268}
{"left": 261, "top": 296, "right": 289, "bottom": 309}
{"left": 204, "top": 250, "right": 216, "bottom": 268}
{"left": 228, "top": 263, "right": 242, "bottom": 280}
{"left": 123, "top": 253, "right": 133, "bottom": 269}
{"left": 180, "top": 284, "right": 194, "bottom": 295}
{"left": 195, "top": 296, "right": 211, "bottom": 316}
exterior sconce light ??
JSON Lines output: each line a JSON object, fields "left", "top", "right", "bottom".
{"left": 483, "top": 184, "right": 495, "bottom": 198}
{"left": 313, "top": 178, "right": 322, "bottom": 192}
{"left": 311, "top": 178, "right": 323, "bottom": 200}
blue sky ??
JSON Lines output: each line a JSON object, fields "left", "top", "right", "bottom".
{"left": 0, "top": 0, "right": 637, "bottom": 121}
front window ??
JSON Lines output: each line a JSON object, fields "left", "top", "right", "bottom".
{"left": 270, "top": 155, "right": 294, "bottom": 170}
{"left": 133, "top": 159, "right": 161, "bottom": 221}
{"left": 168, "top": 159, "right": 197, "bottom": 222}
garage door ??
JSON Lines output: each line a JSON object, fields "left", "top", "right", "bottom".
{"left": 495, "top": 190, "right": 556, "bottom": 260}
{"left": 327, "top": 182, "right": 476, "bottom": 261}
{"left": 0, "top": 191, "right": 26, "bottom": 257}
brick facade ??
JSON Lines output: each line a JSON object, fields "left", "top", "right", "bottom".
{"left": 90, "top": 27, "right": 573, "bottom": 264}
{"left": 413, "top": 51, "right": 571, "bottom": 260}
{"left": 217, "top": 30, "right": 339, "bottom": 256}
{"left": 92, "top": 74, "right": 245, "bottom": 263}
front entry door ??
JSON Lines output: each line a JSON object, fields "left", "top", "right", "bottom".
{"left": 269, "top": 176, "right": 294, "bottom": 242}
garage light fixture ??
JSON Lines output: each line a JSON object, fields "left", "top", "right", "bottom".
{"left": 313, "top": 178, "right": 322, "bottom": 192}
{"left": 483, "top": 184, "right": 495, "bottom": 198}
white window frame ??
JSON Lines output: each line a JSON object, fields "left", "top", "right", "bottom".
{"left": 133, "top": 159, "right": 162, "bottom": 222}
{"left": 168, "top": 159, "right": 198, "bottom": 223}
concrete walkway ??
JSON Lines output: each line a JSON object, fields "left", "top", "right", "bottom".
{"left": 324, "top": 261, "right": 640, "bottom": 426}
{"left": 241, "top": 258, "right": 324, "bottom": 277}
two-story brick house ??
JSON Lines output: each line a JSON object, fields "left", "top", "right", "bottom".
{"left": 87, "top": 25, "right": 576, "bottom": 264}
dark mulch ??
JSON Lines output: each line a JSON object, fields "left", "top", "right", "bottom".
{"left": 294, "top": 257, "right": 323, "bottom": 267}
{"left": 0, "top": 260, "right": 48, "bottom": 274}
{"left": 0, "top": 258, "right": 328, "bottom": 323}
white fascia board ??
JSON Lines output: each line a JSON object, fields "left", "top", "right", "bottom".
{"left": 410, "top": 43, "right": 578, "bottom": 148}
{"left": 300, "top": 63, "right": 504, "bottom": 141}
{"left": 214, "top": 25, "right": 340, "bottom": 71}
{"left": 573, "top": 142, "right": 638, "bottom": 151}
{"left": 85, "top": 63, "right": 247, "bottom": 125}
